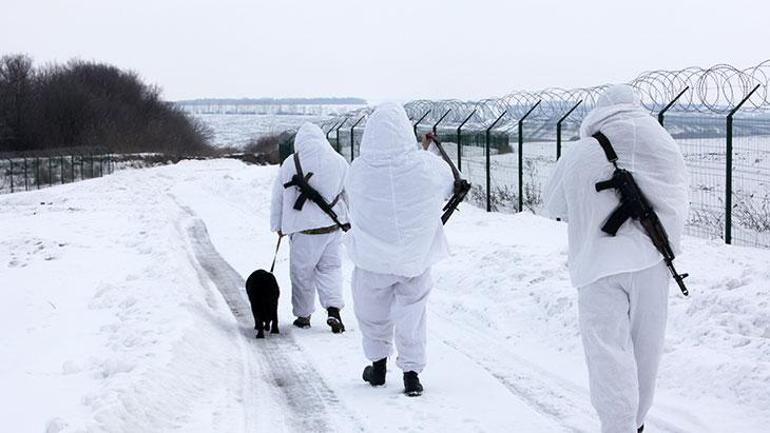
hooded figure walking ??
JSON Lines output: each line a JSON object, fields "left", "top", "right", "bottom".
{"left": 544, "top": 85, "right": 689, "bottom": 433}
{"left": 270, "top": 122, "right": 350, "bottom": 333}
{"left": 345, "top": 103, "right": 455, "bottom": 396}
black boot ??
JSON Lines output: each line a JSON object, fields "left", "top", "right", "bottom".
{"left": 292, "top": 316, "right": 311, "bottom": 329}
{"left": 326, "top": 307, "right": 345, "bottom": 334}
{"left": 638, "top": 425, "right": 644, "bottom": 433}
{"left": 403, "top": 371, "right": 423, "bottom": 397}
{"left": 362, "top": 358, "right": 387, "bottom": 386}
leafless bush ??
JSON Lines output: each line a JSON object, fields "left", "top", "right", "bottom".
{"left": 523, "top": 159, "right": 543, "bottom": 212}
{"left": 468, "top": 183, "right": 519, "bottom": 212}
{"left": 243, "top": 132, "right": 292, "bottom": 164}
{"left": 498, "top": 142, "right": 514, "bottom": 155}
{"left": 688, "top": 207, "right": 725, "bottom": 239}
{"left": 734, "top": 191, "right": 770, "bottom": 233}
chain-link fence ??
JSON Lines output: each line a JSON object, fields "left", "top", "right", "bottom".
{"left": 666, "top": 114, "right": 728, "bottom": 241}
{"left": 731, "top": 115, "right": 770, "bottom": 247}
{"left": 0, "top": 148, "right": 114, "bottom": 194}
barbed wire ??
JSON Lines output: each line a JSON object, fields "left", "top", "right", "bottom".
{"left": 325, "top": 60, "right": 770, "bottom": 131}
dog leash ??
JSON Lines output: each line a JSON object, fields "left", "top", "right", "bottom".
{"left": 270, "top": 234, "right": 283, "bottom": 273}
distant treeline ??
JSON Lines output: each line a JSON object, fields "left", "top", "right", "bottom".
{"left": 176, "top": 97, "right": 367, "bottom": 106}
{"left": 0, "top": 54, "right": 215, "bottom": 155}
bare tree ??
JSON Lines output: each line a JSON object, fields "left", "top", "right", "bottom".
{"left": 0, "top": 54, "right": 34, "bottom": 151}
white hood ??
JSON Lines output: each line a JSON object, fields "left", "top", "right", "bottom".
{"left": 293, "top": 122, "right": 333, "bottom": 157}
{"left": 580, "top": 84, "right": 645, "bottom": 138}
{"left": 270, "top": 123, "right": 350, "bottom": 235}
{"left": 345, "top": 103, "right": 454, "bottom": 277}
{"left": 544, "top": 85, "right": 690, "bottom": 288}
{"left": 359, "top": 102, "right": 418, "bottom": 159}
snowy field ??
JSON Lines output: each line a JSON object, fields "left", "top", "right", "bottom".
{"left": 193, "top": 114, "right": 333, "bottom": 148}
{"left": 1, "top": 160, "right": 769, "bottom": 433}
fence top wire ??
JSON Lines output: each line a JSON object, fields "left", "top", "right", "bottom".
{"left": 325, "top": 60, "right": 770, "bottom": 132}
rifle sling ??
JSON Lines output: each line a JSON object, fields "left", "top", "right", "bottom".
{"left": 593, "top": 131, "right": 627, "bottom": 234}
{"left": 592, "top": 131, "right": 618, "bottom": 163}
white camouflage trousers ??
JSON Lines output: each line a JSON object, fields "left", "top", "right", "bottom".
{"left": 289, "top": 230, "right": 344, "bottom": 318}
{"left": 578, "top": 262, "right": 669, "bottom": 433}
{"left": 352, "top": 267, "right": 432, "bottom": 373}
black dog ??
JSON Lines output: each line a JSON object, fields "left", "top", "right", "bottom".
{"left": 245, "top": 269, "right": 280, "bottom": 338}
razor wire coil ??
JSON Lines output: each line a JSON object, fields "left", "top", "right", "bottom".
{"left": 326, "top": 60, "right": 770, "bottom": 130}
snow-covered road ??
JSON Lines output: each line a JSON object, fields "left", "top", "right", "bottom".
{"left": 2, "top": 159, "right": 768, "bottom": 432}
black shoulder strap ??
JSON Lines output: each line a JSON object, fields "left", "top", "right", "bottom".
{"left": 284, "top": 152, "right": 312, "bottom": 210}
{"left": 329, "top": 192, "right": 342, "bottom": 208}
{"left": 592, "top": 131, "right": 618, "bottom": 164}
{"left": 292, "top": 152, "right": 303, "bottom": 177}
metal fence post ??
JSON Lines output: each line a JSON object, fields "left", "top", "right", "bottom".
{"left": 324, "top": 121, "right": 339, "bottom": 155}
{"left": 725, "top": 83, "right": 760, "bottom": 244}
{"left": 556, "top": 100, "right": 582, "bottom": 160}
{"left": 48, "top": 157, "right": 53, "bottom": 186}
{"left": 335, "top": 119, "right": 347, "bottom": 153}
{"left": 518, "top": 100, "right": 541, "bottom": 212}
{"left": 457, "top": 110, "right": 476, "bottom": 172}
{"left": 657, "top": 87, "right": 689, "bottom": 127}
{"left": 485, "top": 111, "right": 508, "bottom": 212}
{"left": 35, "top": 157, "right": 41, "bottom": 189}
{"left": 70, "top": 155, "right": 74, "bottom": 182}
{"left": 325, "top": 120, "right": 341, "bottom": 142}
{"left": 412, "top": 110, "right": 431, "bottom": 137}
{"left": 350, "top": 115, "right": 366, "bottom": 162}
{"left": 432, "top": 109, "right": 452, "bottom": 135}
{"left": 5, "top": 159, "right": 13, "bottom": 193}
{"left": 23, "top": 157, "right": 28, "bottom": 191}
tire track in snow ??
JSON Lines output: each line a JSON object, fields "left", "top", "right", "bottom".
{"left": 430, "top": 311, "right": 695, "bottom": 433}
{"left": 428, "top": 316, "right": 590, "bottom": 433}
{"left": 181, "top": 206, "right": 363, "bottom": 433}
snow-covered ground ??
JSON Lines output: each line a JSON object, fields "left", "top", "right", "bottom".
{"left": 1, "top": 159, "right": 768, "bottom": 433}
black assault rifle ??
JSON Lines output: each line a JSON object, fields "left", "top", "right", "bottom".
{"left": 425, "top": 133, "right": 471, "bottom": 224}
{"left": 283, "top": 152, "right": 351, "bottom": 232}
{"left": 593, "top": 131, "right": 689, "bottom": 296}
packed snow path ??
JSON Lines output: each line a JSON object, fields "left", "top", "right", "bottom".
{"left": 1, "top": 160, "right": 768, "bottom": 433}
{"left": 180, "top": 203, "right": 365, "bottom": 433}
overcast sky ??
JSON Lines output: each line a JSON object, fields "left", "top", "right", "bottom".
{"left": 1, "top": 0, "right": 767, "bottom": 103}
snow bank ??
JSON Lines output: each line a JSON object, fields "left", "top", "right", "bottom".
{"left": 0, "top": 166, "right": 254, "bottom": 432}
